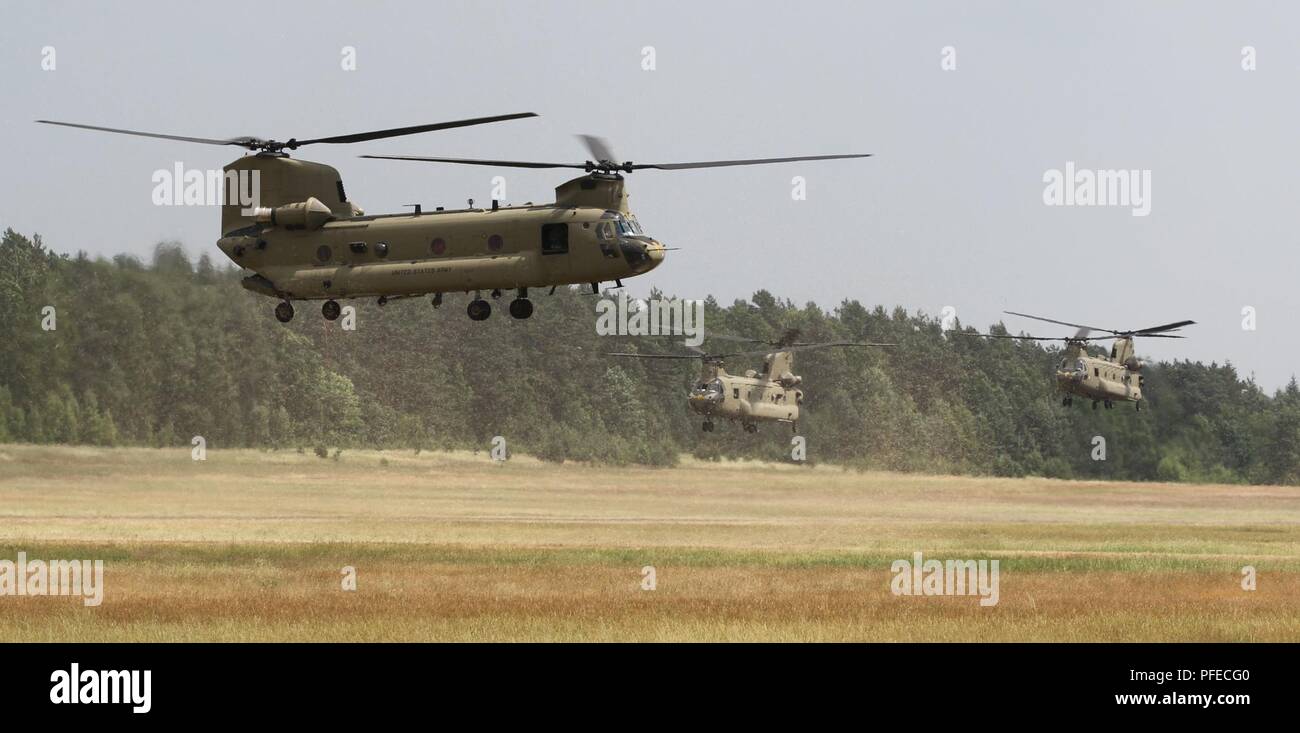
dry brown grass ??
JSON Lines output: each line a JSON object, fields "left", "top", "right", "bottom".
{"left": 0, "top": 444, "right": 1296, "bottom": 641}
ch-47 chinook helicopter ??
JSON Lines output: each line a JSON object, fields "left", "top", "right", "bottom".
{"left": 607, "top": 330, "right": 892, "bottom": 433}
{"left": 38, "top": 117, "right": 869, "bottom": 322}
{"left": 963, "top": 311, "right": 1195, "bottom": 411}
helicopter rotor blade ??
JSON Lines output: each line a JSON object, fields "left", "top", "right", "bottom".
{"left": 631, "top": 153, "right": 872, "bottom": 170}
{"left": 953, "top": 333, "right": 1068, "bottom": 341}
{"left": 1131, "top": 320, "right": 1196, "bottom": 336}
{"left": 577, "top": 134, "right": 620, "bottom": 165}
{"left": 295, "top": 113, "right": 538, "bottom": 146}
{"left": 36, "top": 120, "right": 260, "bottom": 148}
{"left": 604, "top": 352, "right": 707, "bottom": 360}
{"left": 1003, "top": 311, "right": 1114, "bottom": 335}
{"left": 38, "top": 112, "right": 538, "bottom": 153}
{"left": 359, "top": 154, "right": 585, "bottom": 169}
{"left": 713, "top": 342, "right": 894, "bottom": 360}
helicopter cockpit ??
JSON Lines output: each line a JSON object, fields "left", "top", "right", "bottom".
{"left": 689, "top": 378, "right": 725, "bottom": 412}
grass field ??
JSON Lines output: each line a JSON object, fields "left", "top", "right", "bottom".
{"left": 1, "top": 444, "right": 1297, "bottom": 641}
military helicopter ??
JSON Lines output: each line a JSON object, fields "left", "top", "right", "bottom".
{"left": 607, "top": 330, "right": 893, "bottom": 433}
{"left": 38, "top": 117, "right": 869, "bottom": 322}
{"left": 961, "top": 311, "right": 1195, "bottom": 411}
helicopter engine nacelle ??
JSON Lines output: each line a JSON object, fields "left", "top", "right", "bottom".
{"left": 779, "top": 372, "right": 802, "bottom": 388}
{"left": 1124, "top": 357, "right": 1144, "bottom": 371}
{"left": 252, "top": 196, "right": 333, "bottom": 231}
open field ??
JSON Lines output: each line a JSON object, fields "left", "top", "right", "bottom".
{"left": 1, "top": 444, "right": 1298, "bottom": 641}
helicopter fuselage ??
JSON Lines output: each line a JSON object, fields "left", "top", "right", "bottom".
{"left": 218, "top": 202, "right": 665, "bottom": 301}
{"left": 1053, "top": 339, "right": 1144, "bottom": 405}
{"left": 690, "top": 362, "right": 803, "bottom": 432}
{"left": 212, "top": 154, "right": 665, "bottom": 317}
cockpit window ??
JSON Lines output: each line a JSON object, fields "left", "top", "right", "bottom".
{"left": 615, "top": 216, "right": 644, "bottom": 236}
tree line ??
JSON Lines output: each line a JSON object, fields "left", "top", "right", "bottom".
{"left": 3, "top": 227, "right": 1299, "bottom": 484}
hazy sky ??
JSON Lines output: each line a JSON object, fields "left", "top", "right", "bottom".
{"left": 2, "top": 1, "right": 1295, "bottom": 388}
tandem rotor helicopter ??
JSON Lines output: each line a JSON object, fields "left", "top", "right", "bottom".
{"left": 38, "top": 116, "right": 870, "bottom": 322}
{"left": 608, "top": 330, "right": 893, "bottom": 433}
{"left": 962, "top": 311, "right": 1196, "bottom": 411}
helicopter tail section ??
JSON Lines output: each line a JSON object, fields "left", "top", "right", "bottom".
{"left": 221, "top": 155, "right": 361, "bottom": 235}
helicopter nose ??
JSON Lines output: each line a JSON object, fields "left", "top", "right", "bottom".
{"left": 646, "top": 240, "right": 667, "bottom": 268}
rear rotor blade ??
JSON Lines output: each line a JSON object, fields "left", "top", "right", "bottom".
{"left": 296, "top": 113, "right": 538, "bottom": 146}
{"left": 1003, "top": 311, "right": 1116, "bottom": 335}
{"left": 359, "top": 154, "right": 585, "bottom": 169}
{"left": 632, "top": 153, "right": 871, "bottom": 170}
{"left": 36, "top": 120, "right": 260, "bottom": 148}
{"left": 1131, "top": 320, "right": 1196, "bottom": 336}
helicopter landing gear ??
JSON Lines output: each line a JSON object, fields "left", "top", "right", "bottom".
{"left": 321, "top": 299, "right": 341, "bottom": 321}
{"left": 1135, "top": 400, "right": 1142, "bottom": 412}
{"left": 509, "top": 288, "right": 533, "bottom": 319}
{"left": 377, "top": 296, "right": 388, "bottom": 307}
{"left": 1062, "top": 396, "right": 1073, "bottom": 407}
{"left": 702, "top": 421, "right": 714, "bottom": 432}
{"left": 743, "top": 423, "right": 758, "bottom": 434}
{"left": 1104, "top": 400, "right": 1113, "bottom": 410}
{"left": 490, "top": 288, "right": 502, "bottom": 299}
{"left": 431, "top": 292, "right": 443, "bottom": 309}
{"left": 274, "top": 301, "right": 294, "bottom": 323}
{"left": 467, "top": 298, "right": 492, "bottom": 321}
{"left": 1092, "top": 400, "right": 1100, "bottom": 410}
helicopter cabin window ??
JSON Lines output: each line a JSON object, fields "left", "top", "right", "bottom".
{"left": 374, "top": 242, "right": 389, "bottom": 258}
{"left": 1094, "top": 368, "right": 1100, "bottom": 377}
{"left": 349, "top": 242, "right": 367, "bottom": 254}
{"left": 541, "top": 223, "right": 568, "bottom": 255}
{"left": 596, "top": 222, "right": 619, "bottom": 258}
{"left": 733, "top": 387, "right": 740, "bottom": 399}
{"left": 316, "top": 245, "right": 332, "bottom": 263}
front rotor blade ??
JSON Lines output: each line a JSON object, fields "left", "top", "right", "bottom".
{"left": 632, "top": 153, "right": 871, "bottom": 170}
{"left": 360, "top": 154, "right": 585, "bottom": 169}
{"left": 296, "top": 113, "right": 538, "bottom": 146}
{"left": 36, "top": 120, "right": 260, "bottom": 148}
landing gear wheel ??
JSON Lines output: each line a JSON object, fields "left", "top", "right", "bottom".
{"left": 467, "top": 299, "right": 492, "bottom": 321}
{"left": 509, "top": 298, "right": 534, "bottom": 319}
{"left": 431, "top": 293, "right": 443, "bottom": 309}
{"left": 702, "top": 421, "right": 713, "bottom": 432}
{"left": 1092, "top": 400, "right": 1099, "bottom": 410}
{"left": 322, "top": 300, "right": 341, "bottom": 321}
{"left": 1135, "top": 401, "right": 1142, "bottom": 412}
{"left": 744, "top": 423, "right": 758, "bottom": 434}
{"left": 274, "top": 301, "right": 294, "bottom": 323}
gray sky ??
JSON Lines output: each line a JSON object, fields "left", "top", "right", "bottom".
{"left": 2, "top": 1, "right": 1294, "bottom": 388}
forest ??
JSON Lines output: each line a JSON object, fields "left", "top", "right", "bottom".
{"left": 3, "top": 226, "right": 1299, "bottom": 484}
